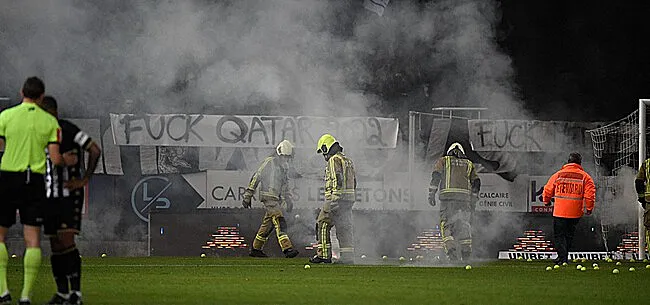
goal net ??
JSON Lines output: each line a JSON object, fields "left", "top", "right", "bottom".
{"left": 586, "top": 101, "right": 647, "bottom": 258}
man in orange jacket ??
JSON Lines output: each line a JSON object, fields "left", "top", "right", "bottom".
{"left": 542, "top": 152, "right": 595, "bottom": 265}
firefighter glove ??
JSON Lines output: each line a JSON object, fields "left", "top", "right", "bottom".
{"left": 242, "top": 189, "right": 253, "bottom": 208}
{"left": 284, "top": 198, "right": 294, "bottom": 213}
{"left": 428, "top": 192, "right": 436, "bottom": 207}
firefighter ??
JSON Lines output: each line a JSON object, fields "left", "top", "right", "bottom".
{"left": 310, "top": 134, "right": 357, "bottom": 264}
{"left": 242, "top": 140, "right": 299, "bottom": 258}
{"left": 634, "top": 157, "right": 650, "bottom": 255}
{"left": 542, "top": 152, "right": 595, "bottom": 265}
{"left": 429, "top": 143, "right": 480, "bottom": 262}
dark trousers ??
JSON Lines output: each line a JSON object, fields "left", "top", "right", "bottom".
{"left": 553, "top": 216, "right": 580, "bottom": 263}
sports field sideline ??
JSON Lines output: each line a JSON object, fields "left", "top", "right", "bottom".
{"left": 4, "top": 256, "right": 649, "bottom": 304}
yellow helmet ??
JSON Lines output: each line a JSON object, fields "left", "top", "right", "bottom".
{"left": 276, "top": 140, "right": 294, "bottom": 156}
{"left": 316, "top": 134, "right": 337, "bottom": 154}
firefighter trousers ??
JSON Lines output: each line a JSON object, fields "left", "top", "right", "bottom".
{"left": 439, "top": 199, "right": 473, "bottom": 261}
{"left": 316, "top": 200, "right": 354, "bottom": 261}
{"left": 253, "top": 200, "right": 293, "bottom": 252}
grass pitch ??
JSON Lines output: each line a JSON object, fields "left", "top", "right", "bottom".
{"left": 5, "top": 256, "right": 650, "bottom": 304}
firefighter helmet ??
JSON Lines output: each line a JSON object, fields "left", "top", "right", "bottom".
{"left": 316, "top": 134, "right": 337, "bottom": 154}
{"left": 276, "top": 140, "right": 294, "bottom": 156}
{"left": 447, "top": 142, "right": 465, "bottom": 156}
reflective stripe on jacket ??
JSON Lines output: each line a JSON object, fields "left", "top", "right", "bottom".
{"left": 325, "top": 153, "right": 356, "bottom": 202}
{"left": 542, "top": 163, "right": 595, "bottom": 218}
{"left": 431, "top": 156, "right": 479, "bottom": 201}
{"left": 246, "top": 156, "right": 289, "bottom": 202}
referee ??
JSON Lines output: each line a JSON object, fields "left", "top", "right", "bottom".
{"left": 39, "top": 96, "right": 101, "bottom": 305}
{"left": 0, "top": 77, "right": 63, "bottom": 305}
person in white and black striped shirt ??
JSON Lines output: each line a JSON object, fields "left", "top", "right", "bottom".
{"left": 39, "top": 96, "right": 101, "bottom": 305}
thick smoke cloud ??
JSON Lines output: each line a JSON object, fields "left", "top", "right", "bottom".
{"left": 1, "top": 0, "right": 529, "bottom": 259}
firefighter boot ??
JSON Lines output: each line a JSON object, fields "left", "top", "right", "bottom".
{"left": 283, "top": 248, "right": 299, "bottom": 258}
{"left": 309, "top": 255, "right": 332, "bottom": 264}
{"left": 249, "top": 248, "right": 268, "bottom": 258}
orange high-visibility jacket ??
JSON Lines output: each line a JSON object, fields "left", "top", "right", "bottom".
{"left": 542, "top": 163, "right": 596, "bottom": 218}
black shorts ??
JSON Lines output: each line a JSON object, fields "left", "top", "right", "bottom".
{"left": 44, "top": 195, "right": 83, "bottom": 236}
{"left": 0, "top": 171, "right": 46, "bottom": 227}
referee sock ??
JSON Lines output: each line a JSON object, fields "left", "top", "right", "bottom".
{"left": 20, "top": 247, "right": 41, "bottom": 300}
{"left": 50, "top": 253, "right": 69, "bottom": 294}
{"left": 0, "top": 243, "right": 8, "bottom": 294}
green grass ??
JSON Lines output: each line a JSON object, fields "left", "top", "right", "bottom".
{"left": 5, "top": 256, "right": 650, "bottom": 304}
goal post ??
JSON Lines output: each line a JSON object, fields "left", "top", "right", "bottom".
{"left": 638, "top": 99, "right": 648, "bottom": 259}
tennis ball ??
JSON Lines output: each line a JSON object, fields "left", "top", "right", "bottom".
{"left": 630, "top": 259, "right": 635, "bottom": 262}
{"left": 101, "top": 253, "right": 107, "bottom": 258}
{"left": 572, "top": 259, "right": 578, "bottom": 263}
{"left": 526, "top": 258, "right": 533, "bottom": 262}
{"left": 592, "top": 263, "right": 598, "bottom": 267}
{"left": 382, "top": 255, "right": 388, "bottom": 260}
{"left": 399, "top": 256, "right": 406, "bottom": 261}
{"left": 10, "top": 254, "right": 16, "bottom": 258}
{"left": 304, "top": 264, "right": 310, "bottom": 269}
{"left": 465, "top": 265, "right": 472, "bottom": 270}
{"left": 612, "top": 269, "right": 619, "bottom": 274}
{"left": 546, "top": 266, "right": 552, "bottom": 271}
{"left": 360, "top": 254, "right": 367, "bottom": 259}
{"left": 606, "top": 258, "right": 613, "bottom": 263}
{"left": 594, "top": 266, "right": 600, "bottom": 270}
{"left": 581, "top": 258, "right": 586, "bottom": 263}
{"left": 616, "top": 261, "right": 622, "bottom": 266}
{"left": 629, "top": 267, "right": 636, "bottom": 272}
{"left": 517, "top": 256, "right": 523, "bottom": 260}
{"left": 644, "top": 259, "right": 648, "bottom": 263}
{"left": 200, "top": 253, "right": 206, "bottom": 258}
{"left": 562, "top": 262, "right": 568, "bottom": 266}
{"left": 553, "top": 265, "right": 560, "bottom": 269}
{"left": 646, "top": 264, "right": 650, "bottom": 269}
{"left": 576, "top": 265, "right": 583, "bottom": 270}
{"left": 580, "top": 267, "right": 586, "bottom": 271}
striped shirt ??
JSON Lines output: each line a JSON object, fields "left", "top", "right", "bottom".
{"left": 45, "top": 119, "right": 92, "bottom": 198}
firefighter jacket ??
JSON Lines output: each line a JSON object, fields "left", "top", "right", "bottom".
{"left": 245, "top": 156, "right": 290, "bottom": 203}
{"left": 542, "top": 163, "right": 595, "bottom": 218}
{"left": 636, "top": 158, "right": 650, "bottom": 201}
{"left": 325, "top": 152, "right": 356, "bottom": 202}
{"left": 430, "top": 156, "right": 480, "bottom": 201}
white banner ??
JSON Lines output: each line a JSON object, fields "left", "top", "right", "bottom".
{"left": 475, "top": 174, "right": 528, "bottom": 212}
{"left": 189, "top": 170, "right": 413, "bottom": 210}
{"left": 110, "top": 114, "right": 398, "bottom": 148}
{"left": 468, "top": 120, "right": 598, "bottom": 152}
{"left": 499, "top": 251, "right": 650, "bottom": 260}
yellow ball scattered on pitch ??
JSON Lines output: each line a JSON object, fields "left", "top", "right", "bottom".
{"left": 630, "top": 259, "right": 635, "bottom": 262}
{"left": 581, "top": 258, "right": 586, "bottom": 263}
{"left": 576, "top": 265, "right": 583, "bottom": 270}
{"left": 465, "top": 265, "right": 472, "bottom": 270}
{"left": 613, "top": 269, "right": 620, "bottom": 274}
{"left": 629, "top": 267, "right": 636, "bottom": 272}
{"left": 526, "top": 258, "right": 532, "bottom": 262}
{"left": 360, "top": 254, "right": 367, "bottom": 259}
{"left": 382, "top": 255, "right": 388, "bottom": 260}
{"left": 200, "top": 253, "right": 206, "bottom": 258}
{"left": 553, "top": 265, "right": 560, "bottom": 269}
{"left": 562, "top": 262, "right": 568, "bottom": 266}
{"left": 304, "top": 264, "right": 310, "bottom": 269}
{"left": 616, "top": 261, "right": 622, "bottom": 266}
{"left": 545, "top": 266, "right": 552, "bottom": 271}
{"left": 645, "top": 264, "right": 650, "bottom": 269}
{"left": 10, "top": 254, "right": 16, "bottom": 258}
{"left": 580, "top": 267, "right": 586, "bottom": 271}
{"left": 606, "top": 258, "right": 613, "bottom": 263}
{"left": 572, "top": 259, "right": 578, "bottom": 263}
{"left": 592, "top": 263, "right": 598, "bottom": 267}
{"left": 517, "top": 256, "right": 523, "bottom": 260}
{"left": 644, "top": 259, "right": 648, "bottom": 263}
{"left": 399, "top": 256, "right": 406, "bottom": 261}
{"left": 594, "top": 266, "right": 600, "bottom": 270}
{"left": 101, "top": 253, "right": 107, "bottom": 258}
